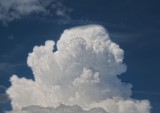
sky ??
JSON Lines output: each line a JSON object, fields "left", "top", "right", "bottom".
{"left": 0, "top": 0, "right": 160, "bottom": 113}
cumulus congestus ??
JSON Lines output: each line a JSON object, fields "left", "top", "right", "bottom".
{"left": 7, "top": 25, "right": 151, "bottom": 113}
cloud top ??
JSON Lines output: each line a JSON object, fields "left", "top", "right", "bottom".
{"left": 7, "top": 25, "right": 151, "bottom": 113}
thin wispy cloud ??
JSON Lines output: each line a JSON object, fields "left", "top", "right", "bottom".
{"left": 0, "top": 86, "right": 11, "bottom": 113}
{"left": 0, "top": 86, "right": 10, "bottom": 105}
{"left": 8, "top": 35, "right": 15, "bottom": 40}
{"left": 0, "top": 86, "right": 6, "bottom": 89}
{"left": 133, "top": 91, "right": 160, "bottom": 96}
{"left": 0, "top": 62, "right": 26, "bottom": 78}
{"left": 0, "top": 0, "right": 71, "bottom": 23}
{"left": 0, "top": 93, "right": 10, "bottom": 104}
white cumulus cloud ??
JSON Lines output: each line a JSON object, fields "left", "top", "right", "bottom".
{"left": 6, "top": 25, "right": 151, "bottom": 113}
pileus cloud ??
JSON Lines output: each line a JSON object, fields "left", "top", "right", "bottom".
{"left": 6, "top": 25, "right": 151, "bottom": 113}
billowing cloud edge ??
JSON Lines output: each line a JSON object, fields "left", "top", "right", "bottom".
{"left": 6, "top": 24, "right": 151, "bottom": 113}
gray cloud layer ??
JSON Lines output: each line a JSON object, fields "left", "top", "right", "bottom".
{"left": 7, "top": 104, "right": 109, "bottom": 113}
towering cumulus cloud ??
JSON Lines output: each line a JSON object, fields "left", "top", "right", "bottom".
{"left": 6, "top": 25, "right": 151, "bottom": 113}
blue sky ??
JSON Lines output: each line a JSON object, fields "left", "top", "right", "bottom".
{"left": 0, "top": 0, "right": 160, "bottom": 113}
